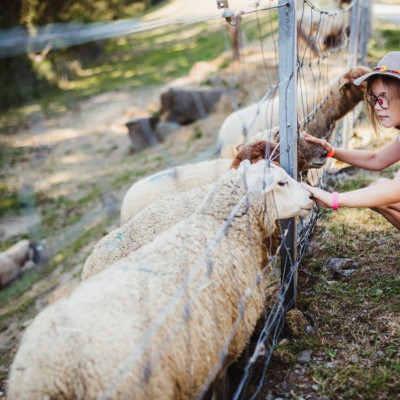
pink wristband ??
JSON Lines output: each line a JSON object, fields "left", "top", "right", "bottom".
{"left": 326, "top": 147, "right": 335, "bottom": 158}
{"left": 332, "top": 191, "right": 339, "bottom": 210}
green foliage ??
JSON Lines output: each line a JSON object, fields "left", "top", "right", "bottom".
{"left": 0, "top": 56, "right": 53, "bottom": 112}
{"left": 369, "top": 21, "right": 400, "bottom": 59}
{"left": 16, "top": 0, "right": 162, "bottom": 26}
{"left": 0, "top": 0, "right": 167, "bottom": 112}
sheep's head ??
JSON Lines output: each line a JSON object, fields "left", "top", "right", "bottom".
{"left": 232, "top": 138, "right": 327, "bottom": 172}
{"left": 238, "top": 160, "right": 313, "bottom": 219}
{"left": 338, "top": 65, "right": 371, "bottom": 103}
{"left": 298, "top": 133, "right": 327, "bottom": 169}
{"left": 231, "top": 141, "right": 280, "bottom": 169}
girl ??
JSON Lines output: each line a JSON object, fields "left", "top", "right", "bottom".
{"left": 303, "top": 51, "right": 400, "bottom": 229}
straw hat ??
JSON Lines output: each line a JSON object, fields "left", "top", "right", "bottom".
{"left": 354, "top": 51, "right": 400, "bottom": 86}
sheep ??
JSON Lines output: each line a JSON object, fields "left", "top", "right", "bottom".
{"left": 120, "top": 158, "right": 232, "bottom": 225}
{"left": 8, "top": 160, "right": 314, "bottom": 400}
{"left": 0, "top": 240, "right": 41, "bottom": 288}
{"left": 218, "top": 66, "right": 370, "bottom": 158}
{"left": 84, "top": 140, "right": 283, "bottom": 280}
{"left": 297, "top": 5, "right": 351, "bottom": 57}
{"left": 120, "top": 135, "right": 327, "bottom": 225}
{"left": 300, "top": 65, "right": 370, "bottom": 139}
{"left": 231, "top": 136, "right": 327, "bottom": 171}
{"left": 82, "top": 184, "right": 212, "bottom": 280}
{"left": 87, "top": 139, "right": 325, "bottom": 281}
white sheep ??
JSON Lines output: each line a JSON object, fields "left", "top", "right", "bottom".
{"left": 0, "top": 240, "right": 37, "bottom": 288}
{"left": 218, "top": 66, "right": 370, "bottom": 158}
{"left": 8, "top": 160, "right": 313, "bottom": 400}
{"left": 82, "top": 184, "right": 212, "bottom": 280}
{"left": 120, "top": 158, "right": 232, "bottom": 225}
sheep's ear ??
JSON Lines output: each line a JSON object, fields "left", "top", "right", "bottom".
{"left": 236, "top": 144, "right": 245, "bottom": 152}
{"left": 245, "top": 172, "right": 275, "bottom": 193}
{"left": 261, "top": 173, "right": 276, "bottom": 193}
{"left": 338, "top": 76, "right": 350, "bottom": 92}
{"left": 240, "top": 160, "right": 276, "bottom": 193}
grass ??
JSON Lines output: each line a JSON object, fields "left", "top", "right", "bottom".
{"left": 368, "top": 21, "right": 400, "bottom": 60}
{"left": 266, "top": 228, "right": 400, "bottom": 398}
{"left": 263, "top": 145, "right": 400, "bottom": 398}
{"left": 0, "top": 10, "right": 278, "bottom": 135}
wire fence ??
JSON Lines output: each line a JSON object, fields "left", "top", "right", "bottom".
{"left": 0, "top": 0, "right": 371, "bottom": 398}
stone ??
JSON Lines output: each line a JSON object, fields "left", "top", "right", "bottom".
{"left": 323, "top": 257, "right": 360, "bottom": 279}
{"left": 297, "top": 349, "right": 312, "bottom": 364}
{"left": 155, "top": 121, "right": 181, "bottom": 141}
{"left": 126, "top": 117, "right": 159, "bottom": 152}
{"left": 160, "top": 87, "right": 225, "bottom": 124}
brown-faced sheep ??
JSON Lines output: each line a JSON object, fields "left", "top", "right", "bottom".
{"left": 230, "top": 138, "right": 327, "bottom": 171}
{"left": 218, "top": 66, "right": 369, "bottom": 158}
{"left": 120, "top": 135, "right": 327, "bottom": 225}
{"left": 301, "top": 65, "right": 369, "bottom": 139}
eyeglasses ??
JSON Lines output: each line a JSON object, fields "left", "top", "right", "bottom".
{"left": 366, "top": 92, "right": 391, "bottom": 109}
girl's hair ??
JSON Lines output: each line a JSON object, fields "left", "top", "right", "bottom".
{"left": 365, "top": 75, "right": 400, "bottom": 135}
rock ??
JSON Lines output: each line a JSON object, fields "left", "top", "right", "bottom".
{"left": 155, "top": 121, "right": 181, "bottom": 141}
{"left": 126, "top": 117, "right": 160, "bottom": 152}
{"left": 296, "top": 349, "right": 312, "bottom": 364}
{"left": 323, "top": 257, "right": 360, "bottom": 279}
{"left": 160, "top": 87, "right": 225, "bottom": 124}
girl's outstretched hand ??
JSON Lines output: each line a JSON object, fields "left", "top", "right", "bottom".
{"left": 302, "top": 183, "right": 334, "bottom": 208}
{"left": 302, "top": 131, "right": 334, "bottom": 154}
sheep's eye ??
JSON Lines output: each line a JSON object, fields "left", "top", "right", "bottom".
{"left": 278, "top": 181, "right": 288, "bottom": 187}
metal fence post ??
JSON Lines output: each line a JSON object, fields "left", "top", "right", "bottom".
{"left": 348, "top": 0, "right": 361, "bottom": 69}
{"left": 340, "top": 0, "right": 362, "bottom": 146}
{"left": 278, "top": 0, "right": 297, "bottom": 310}
{"left": 359, "top": 0, "right": 372, "bottom": 65}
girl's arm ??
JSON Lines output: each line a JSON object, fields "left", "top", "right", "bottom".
{"left": 304, "top": 169, "right": 400, "bottom": 209}
{"left": 303, "top": 132, "right": 400, "bottom": 171}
